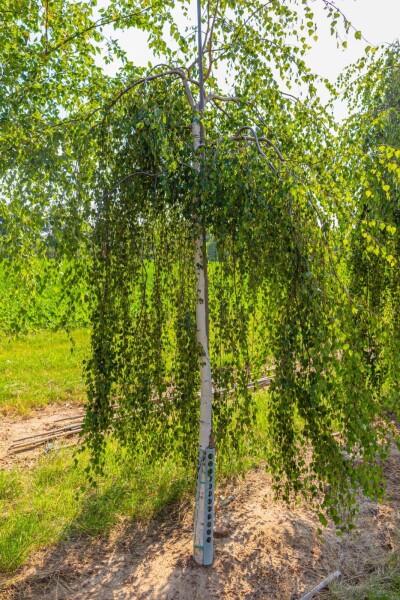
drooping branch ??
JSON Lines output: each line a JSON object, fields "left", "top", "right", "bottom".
{"left": 232, "top": 126, "right": 285, "bottom": 162}
{"left": 102, "top": 171, "right": 163, "bottom": 200}
{"left": 208, "top": 1, "right": 272, "bottom": 65}
{"left": 210, "top": 98, "right": 231, "bottom": 121}
{"left": 320, "top": 0, "right": 371, "bottom": 44}
{"left": 74, "top": 65, "right": 199, "bottom": 187}
{"left": 105, "top": 68, "right": 196, "bottom": 112}
{"left": 146, "top": 62, "right": 200, "bottom": 90}
{"left": 205, "top": 93, "right": 241, "bottom": 105}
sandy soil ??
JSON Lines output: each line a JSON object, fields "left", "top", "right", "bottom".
{"left": 0, "top": 404, "right": 84, "bottom": 468}
{"left": 2, "top": 440, "right": 399, "bottom": 600}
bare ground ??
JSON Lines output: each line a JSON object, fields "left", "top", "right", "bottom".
{"left": 0, "top": 404, "right": 84, "bottom": 468}
{"left": 1, "top": 430, "right": 399, "bottom": 600}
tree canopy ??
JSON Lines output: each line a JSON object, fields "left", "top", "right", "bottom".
{"left": 0, "top": 0, "right": 399, "bottom": 543}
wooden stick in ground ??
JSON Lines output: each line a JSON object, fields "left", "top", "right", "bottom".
{"left": 13, "top": 422, "right": 84, "bottom": 443}
{"left": 53, "top": 414, "right": 85, "bottom": 424}
{"left": 299, "top": 555, "right": 344, "bottom": 600}
{"left": 9, "top": 427, "right": 82, "bottom": 452}
{"left": 299, "top": 571, "right": 341, "bottom": 600}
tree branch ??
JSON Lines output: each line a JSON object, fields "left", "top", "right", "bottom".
{"left": 103, "top": 171, "right": 163, "bottom": 199}
{"left": 230, "top": 126, "right": 278, "bottom": 172}
{"left": 205, "top": 93, "right": 241, "bottom": 104}
{"left": 43, "top": 10, "right": 147, "bottom": 58}
{"left": 2, "top": 7, "right": 151, "bottom": 105}
{"left": 320, "top": 0, "right": 372, "bottom": 45}
{"left": 74, "top": 67, "right": 197, "bottom": 177}
{"left": 211, "top": 2, "right": 272, "bottom": 64}
{"left": 203, "top": 0, "right": 220, "bottom": 82}
{"left": 299, "top": 554, "right": 344, "bottom": 600}
{"left": 105, "top": 68, "right": 196, "bottom": 112}
{"left": 210, "top": 99, "right": 231, "bottom": 120}
{"left": 232, "top": 126, "right": 285, "bottom": 162}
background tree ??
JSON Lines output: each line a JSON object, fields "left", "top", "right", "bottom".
{"left": 340, "top": 41, "right": 400, "bottom": 420}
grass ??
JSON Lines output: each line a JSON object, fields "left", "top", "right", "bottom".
{"left": 0, "top": 329, "right": 89, "bottom": 415}
{"left": 330, "top": 546, "right": 400, "bottom": 600}
{"left": 0, "top": 445, "right": 191, "bottom": 572}
{"left": 0, "top": 394, "right": 269, "bottom": 574}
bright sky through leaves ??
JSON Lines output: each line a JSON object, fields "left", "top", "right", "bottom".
{"left": 96, "top": 0, "right": 399, "bottom": 119}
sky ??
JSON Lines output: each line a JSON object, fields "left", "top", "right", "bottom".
{"left": 97, "top": 0, "right": 400, "bottom": 119}
{"left": 306, "top": 0, "right": 399, "bottom": 80}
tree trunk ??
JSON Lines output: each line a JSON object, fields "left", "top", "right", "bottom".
{"left": 192, "top": 116, "right": 214, "bottom": 566}
{"left": 192, "top": 0, "right": 214, "bottom": 565}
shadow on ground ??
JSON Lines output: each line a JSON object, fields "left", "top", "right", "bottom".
{"left": 3, "top": 445, "right": 400, "bottom": 600}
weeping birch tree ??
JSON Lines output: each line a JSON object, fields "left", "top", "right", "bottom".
{"left": 1, "top": 0, "right": 399, "bottom": 567}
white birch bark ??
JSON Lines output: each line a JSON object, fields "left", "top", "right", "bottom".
{"left": 192, "top": 118, "right": 214, "bottom": 565}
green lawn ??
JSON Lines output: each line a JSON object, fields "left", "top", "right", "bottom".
{"left": 0, "top": 329, "right": 89, "bottom": 415}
